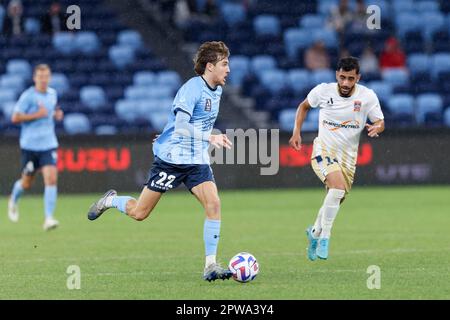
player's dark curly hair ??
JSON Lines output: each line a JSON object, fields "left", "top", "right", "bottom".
{"left": 193, "top": 41, "right": 230, "bottom": 75}
{"left": 337, "top": 56, "right": 360, "bottom": 74}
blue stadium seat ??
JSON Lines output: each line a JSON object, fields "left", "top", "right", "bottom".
{"left": 312, "top": 29, "right": 338, "bottom": 48}
{"left": 229, "top": 55, "right": 250, "bottom": 86}
{"left": 311, "top": 69, "right": 335, "bottom": 85}
{"left": 0, "top": 74, "right": 25, "bottom": 93}
{"left": 287, "top": 69, "right": 310, "bottom": 94}
{"left": 387, "top": 94, "right": 415, "bottom": 118}
{"left": 221, "top": 2, "right": 246, "bottom": 27}
{"left": 396, "top": 13, "right": 421, "bottom": 38}
{"left": 367, "top": 81, "right": 393, "bottom": 102}
{"left": 251, "top": 55, "right": 277, "bottom": 77}
{"left": 299, "top": 14, "right": 325, "bottom": 30}
{"left": 432, "top": 53, "right": 450, "bottom": 78}
{"left": 109, "top": 45, "right": 135, "bottom": 69}
{"left": 407, "top": 54, "right": 431, "bottom": 75}
{"left": 124, "top": 86, "right": 151, "bottom": 100}
{"left": 63, "top": 113, "right": 91, "bottom": 134}
{"left": 95, "top": 125, "right": 118, "bottom": 135}
{"left": 260, "top": 69, "right": 287, "bottom": 94}
{"left": 115, "top": 100, "right": 139, "bottom": 122}
{"left": 25, "top": 18, "right": 41, "bottom": 34}
{"left": 416, "top": 1, "right": 440, "bottom": 13}
{"left": 75, "top": 31, "right": 101, "bottom": 54}
{"left": 318, "top": 0, "right": 339, "bottom": 15}
{"left": 147, "top": 111, "right": 169, "bottom": 132}
{"left": 0, "top": 5, "right": 4, "bottom": 33}
{"left": 133, "top": 71, "right": 156, "bottom": 86}
{"left": 284, "top": 28, "right": 312, "bottom": 58}
{"left": 302, "top": 108, "right": 320, "bottom": 132}
{"left": 49, "top": 73, "right": 70, "bottom": 95}
{"left": 1, "top": 101, "right": 15, "bottom": 119}
{"left": 117, "top": 30, "right": 142, "bottom": 50}
{"left": 80, "top": 86, "right": 106, "bottom": 110}
{"left": 278, "top": 108, "right": 296, "bottom": 131}
{"left": 157, "top": 71, "right": 181, "bottom": 90}
{"left": 416, "top": 93, "right": 443, "bottom": 124}
{"left": 254, "top": 15, "right": 281, "bottom": 37}
{"left": 6, "top": 59, "right": 31, "bottom": 79}
{"left": 444, "top": 107, "right": 450, "bottom": 127}
{"left": 421, "top": 12, "right": 445, "bottom": 41}
{"left": 392, "top": 0, "right": 414, "bottom": 13}
{"left": 0, "top": 90, "right": 18, "bottom": 105}
{"left": 382, "top": 68, "right": 409, "bottom": 88}
{"left": 52, "top": 32, "right": 76, "bottom": 55}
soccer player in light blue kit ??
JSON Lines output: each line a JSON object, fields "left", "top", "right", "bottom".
{"left": 8, "top": 64, "right": 64, "bottom": 231}
{"left": 87, "top": 41, "right": 233, "bottom": 281}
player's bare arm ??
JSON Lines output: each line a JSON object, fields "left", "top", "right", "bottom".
{"left": 289, "top": 98, "right": 311, "bottom": 151}
{"left": 54, "top": 107, "right": 64, "bottom": 121}
{"left": 11, "top": 103, "right": 48, "bottom": 124}
{"left": 365, "top": 119, "right": 385, "bottom": 138}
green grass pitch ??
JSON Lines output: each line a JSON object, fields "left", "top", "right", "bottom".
{"left": 0, "top": 186, "right": 449, "bottom": 299}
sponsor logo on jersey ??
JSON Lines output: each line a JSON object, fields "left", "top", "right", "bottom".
{"left": 353, "top": 100, "right": 362, "bottom": 112}
{"left": 205, "top": 98, "right": 212, "bottom": 112}
{"left": 323, "top": 119, "right": 361, "bottom": 131}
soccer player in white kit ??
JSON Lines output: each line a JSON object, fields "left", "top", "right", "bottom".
{"left": 289, "top": 57, "right": 385, "bottom": 260}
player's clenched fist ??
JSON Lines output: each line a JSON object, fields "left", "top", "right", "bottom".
{"left": 289, "top": 133, "right": 302, "bottom": 151}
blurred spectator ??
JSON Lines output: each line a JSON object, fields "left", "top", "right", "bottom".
{"left": 41, "top": 1, "right": 67, "bottom": 34}
{"left": 350, "top": 0, "right": 368, "bottom": 34}
{"left": 2, "top": 0, "right": 25, "bottom": 37}
{"left": 360, "top": 46, "right": 379, "bottom": 74}
{"left": 379, "top": 37, "right": 406, "bottom": 70}
{"left": 328, "top": 0, "right": 353, "bottom": 34}
{"left": 304, "top": 41, "right": 331, "bottom": 70}
{"left": 204, "top": 0, "right": 218, "bottom": 19}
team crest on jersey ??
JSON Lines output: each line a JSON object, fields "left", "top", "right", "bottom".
{"left": 205, "top": 99, "right": 212, "bottom": 112}
{"left": 353, "top": 100, "right": 362, "bottom": 112}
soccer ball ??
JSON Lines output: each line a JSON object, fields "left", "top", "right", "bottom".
{"left": 228, "top": 252, "right": 259, "bottom": 283}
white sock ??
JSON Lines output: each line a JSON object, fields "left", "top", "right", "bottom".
{"left": 205, "top": 255, "right": 216, "bottom": 268}
{"left": 320, "top": 188, "right": 345, "bottom": 239}
{"left": 312, "top": 206, "right": 324, "bottom": 238}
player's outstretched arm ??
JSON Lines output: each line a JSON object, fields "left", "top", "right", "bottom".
{"left": 365, "top": 119, "right": 385, "bottom": 138}
{"left": 289, "top": 98, "right": 311, "bottom": 151}
{"left": 11, "top": 104, "right": 48, "bottom": 124}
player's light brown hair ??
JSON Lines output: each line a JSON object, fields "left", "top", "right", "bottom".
{"left": 193, "top": 41, "right": 230, "bottom": 76}
{"left": 33, "top": 64, "right": 51, "bottom": 75}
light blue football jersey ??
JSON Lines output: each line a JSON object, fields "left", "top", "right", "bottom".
{"left": 13, "top": 86, "right": 59, "bottom": 151}
{"left": 153, "top": 76, "right": 222, "bottom": 165}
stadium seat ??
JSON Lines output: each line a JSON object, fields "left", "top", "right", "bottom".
{"left": 229, "top": 55, "right": 250, "bottom": 86}
{"left": 407, "top": 54, "right": 431, "bottom": 75}
{"left": 117, "top": 30, "right": 142, "bottom": 50}
{"left": 311, "top": 69, "right": 335, "bottom": 85}
{"left": 95, "top": 125, "right": 118, "bottom": 135}
{"left": 382, "top": 68, "right": 409, "bottom": 88}
{"left": 444, "top": 107, "right": 450, "bottom": 127}
{"left": 25, "top": 18, "right": 41, "bottom": 35}
{"left": 392, "top": 0, "right": 414, "bottom": 13}
{"left": 147, "top": 111, "right": 169, "bottom": 132}
{"left": 75, "top": 32, "right": 101, "bottom": 54}
{"left": 80, "top": 86, "right": 106, "bottom": 110}
{"left": 109, "top": 45, "right": 135, "bottom": 69}
{"left": 287, "top": 69, "right": 310, "bottom": 94}
{"left": 115, "top": 100, "right": 139, "bottom": 122}
{"left": 284, "top": 28, "right": 312, "bottom": 58}
{"left": 253, "top": 15, "right": 281, "bottom": 37}
{"left": 368, "top": 81, "right": 393, "bottom": 102}
{"left": 157, "top": 71, "right": 181, "bottom": 90}
{"left": 416, "top": 1, "right": 440, "bottom": 13}
{"left": 431, "top": 53, "right": 450, "bottom": 78}
{"left": 387, "top": 94, "right": 415, "bottom": 126}
{"left": 0, "top": 5, "right": 4, "bottom": 33}
{"left": 6, "top": 59, "right": 31, "bottom": 79}
{"left": 1, "top": 101, "right": 15, "bottom": 119}
{"left": 0, "top": 89, "right": 18, "bottom": 105}
{"left": 49, "top": 73, "right": 70, "bottom": 95}
{"left": 421, "top": 12, "right": 445, "bottom": 41}
{"left": 251, "top": 55, "right": 277, "bottom": 77}
{"left": 63, "top": 113, "right": 91, "bottom": 134}
{"left": 52, "top": 32, "right": 76, "bottom": 55}
{"left": 312, "top": 29, "right": 338, "bottom": 48}
{"left": 220, "top": 2, "right": 246, "bottom": 27}
{"left": 396, "top": 13, "right": 421, "bottom": 38}
{"left": 133, "top": 71, "right": 156, "bottom": 86}
{"left": 416, "top": 93, "right": 443, "bottom": 124}
{"left": 318, "top": 0, "right": 339, "bottom": 15}
{"left": 0, "top": 74, "right": 25, "bottom": 93}
{"left": 299, "top": 14, "right": 326, "bottom": 30}
{"left": 278, "top": 108, "right": 296, "bottom": 131}
{"left": 260, "top": 69, "right": 287, "bottom": 94}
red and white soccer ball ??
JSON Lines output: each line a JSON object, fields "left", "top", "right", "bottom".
{"left": 228, "top": 252, "right": 259, "bottom": 283}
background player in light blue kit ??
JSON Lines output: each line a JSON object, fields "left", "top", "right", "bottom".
{"left": 87, "top": 41, "right": 233, "bottom": 281}
{"left": 8, "top": 64, "right": 64, "bottom": 231}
